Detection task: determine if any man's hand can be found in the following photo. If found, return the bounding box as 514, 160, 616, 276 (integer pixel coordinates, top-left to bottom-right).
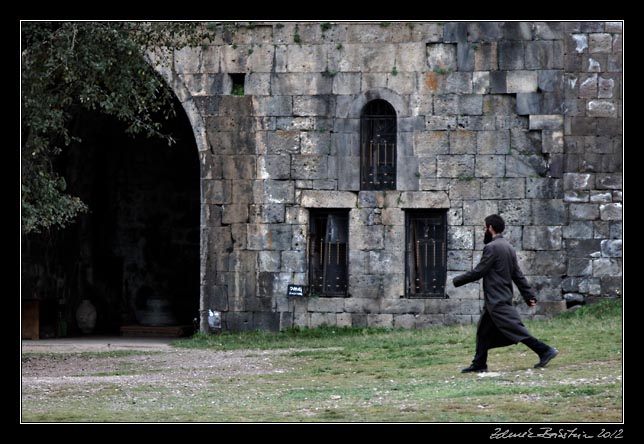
528, 298, 537, 307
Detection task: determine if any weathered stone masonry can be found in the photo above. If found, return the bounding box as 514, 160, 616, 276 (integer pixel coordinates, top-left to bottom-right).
153, 21, 623, 332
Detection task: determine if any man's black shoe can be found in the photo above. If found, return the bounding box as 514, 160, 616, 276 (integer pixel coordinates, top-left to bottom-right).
461, 364, 488, 373
534, 348, 559, 368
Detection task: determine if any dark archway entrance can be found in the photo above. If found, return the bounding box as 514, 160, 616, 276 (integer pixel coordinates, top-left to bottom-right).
22, 95, 200, 337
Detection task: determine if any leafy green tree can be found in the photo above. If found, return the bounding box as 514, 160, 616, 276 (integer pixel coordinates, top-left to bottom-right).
21, 21, 215, 234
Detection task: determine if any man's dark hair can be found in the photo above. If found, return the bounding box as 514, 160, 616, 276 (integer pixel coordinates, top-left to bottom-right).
485, 214, 505, 233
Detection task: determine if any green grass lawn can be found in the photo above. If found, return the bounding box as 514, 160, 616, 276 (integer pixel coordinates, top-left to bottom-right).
21, 299, 622, 423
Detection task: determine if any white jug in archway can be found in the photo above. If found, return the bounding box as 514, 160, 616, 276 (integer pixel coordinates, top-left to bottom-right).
76, 299, 97, 334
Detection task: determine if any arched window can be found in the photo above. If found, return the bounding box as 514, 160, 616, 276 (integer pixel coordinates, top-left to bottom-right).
360, 100, 397, 190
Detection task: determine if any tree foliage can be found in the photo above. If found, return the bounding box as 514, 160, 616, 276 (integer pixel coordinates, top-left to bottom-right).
21, 21, 216, 234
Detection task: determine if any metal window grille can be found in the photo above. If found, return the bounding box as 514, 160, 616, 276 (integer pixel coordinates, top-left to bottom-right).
360, 100, 396, 191
405, 210, 447, 298
309, 210, 349, 297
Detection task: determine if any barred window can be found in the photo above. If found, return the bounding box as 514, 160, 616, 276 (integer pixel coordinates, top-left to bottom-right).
405, 210, 448, 298
308, 209, 349, 297
360, 100, 397, 190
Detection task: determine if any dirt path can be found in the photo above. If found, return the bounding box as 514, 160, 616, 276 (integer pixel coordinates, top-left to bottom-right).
22, 337, 309, 390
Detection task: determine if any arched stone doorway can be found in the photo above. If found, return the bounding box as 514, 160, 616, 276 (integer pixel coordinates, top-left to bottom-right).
21, 93, 200, 337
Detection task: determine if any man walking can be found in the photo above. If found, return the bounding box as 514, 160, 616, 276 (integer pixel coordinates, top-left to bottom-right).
453, 214, 558, 373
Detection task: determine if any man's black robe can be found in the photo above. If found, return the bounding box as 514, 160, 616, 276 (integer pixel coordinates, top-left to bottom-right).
453, 235, 536, 346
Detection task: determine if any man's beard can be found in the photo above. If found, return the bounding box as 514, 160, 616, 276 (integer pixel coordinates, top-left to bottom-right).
484, 230, 493, 244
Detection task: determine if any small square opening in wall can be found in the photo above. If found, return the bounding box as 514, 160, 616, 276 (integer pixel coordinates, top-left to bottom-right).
230, 73, 245, 96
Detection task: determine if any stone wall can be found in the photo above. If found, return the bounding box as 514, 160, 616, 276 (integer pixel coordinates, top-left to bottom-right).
157, 21, 622, 332
562, 22, 623, 305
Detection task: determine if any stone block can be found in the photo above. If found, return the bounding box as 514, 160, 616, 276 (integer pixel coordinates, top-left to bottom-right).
569, 203, 599, 221
565, 239, 602, 258
449, 130, 477, 154
231, 180, 253, 204
529, 115, 563, 130
534, 22, 563, 39
474, 43, 498, 71
587, 100, 617, 118
517, 251, 566, 275
506, 71, 538, 93
222, 204, 249, 225
526, 178, 563, 199
589, 33, 613, 53
524, 41, 554, 69
522, 226, 562, 250
448, 226, 474, 250
345, 296, 381, 312
293, 95, 333, 117
251, 96, 292, 117
600, 239, 622, 258
202, 179, 232, 204
488, 71, 506, 94
414, 131, 449, 156
475, 155, 505, 178
358, 191, 386, 209
458, 94, 483, 115
255, 180, 295, 204
580, 60, 600, 82
448, 179, 481, 200
222, 155, 256, 180
367, 314, 393, 328
447, 250, 473, 271
252, 204, 286, 224
502, 22, 533, 40
463, 200, 498, 226
332, 72, 361, 95
257, 155, 291, 180
598, 76, 615, 99
595, 174, 622, 190
426, 43, 457, 71
387, 191, 450, 209
498, 41, 524, 69
393, 314, 416, 328
299, 190, 356, 208
436, 155, 475, 178
498, 199, 531, 224
593, 258, 622, 277
286, 44, 328, 72
472, 71, 490, 94
516, 93, 542, 115
590, 191, 612, 203
351, 224, 384, 250
600, 203, 622, 221
307, 297, 344, 313
508, 155, 548, 178
510, 129, 542, 155
563, 221, 594, 239
434, 94, 459, 115
247, 224, 292, 251
458, 116, 496, 131
258, 251, 281, 272
443, 22, 468, 43
530, 276, 564, 301
334, 154, 359, 191
542, 130, 564, 154
531, 199, 567, 225
267, 130, 301, 154
457, 43, 475, 71
290, 155, 328, 180
426, 116, 458, 130
272, 73, 333, 95
477, 130, 510, 154
563, 173, 594, 191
